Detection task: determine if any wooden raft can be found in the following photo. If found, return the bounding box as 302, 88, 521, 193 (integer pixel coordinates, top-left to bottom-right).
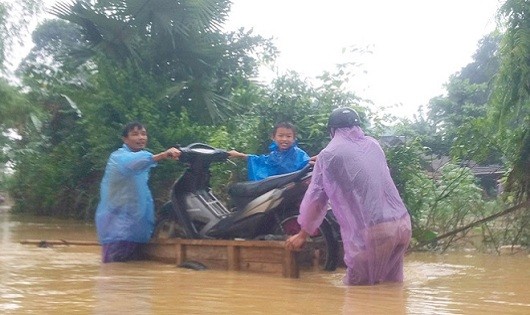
19, 238, 300, 278
140, 238, 299, 278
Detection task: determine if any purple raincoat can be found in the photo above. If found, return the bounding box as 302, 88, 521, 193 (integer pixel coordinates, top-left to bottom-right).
297, 126, 411, 285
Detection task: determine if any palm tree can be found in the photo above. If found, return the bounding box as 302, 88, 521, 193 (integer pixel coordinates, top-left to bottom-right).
49, 0, 265, 123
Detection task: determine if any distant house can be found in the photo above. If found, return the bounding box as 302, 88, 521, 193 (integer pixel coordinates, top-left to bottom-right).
379, 135, 407, 148
378, 136, 505, 197
424, 155, 505, 197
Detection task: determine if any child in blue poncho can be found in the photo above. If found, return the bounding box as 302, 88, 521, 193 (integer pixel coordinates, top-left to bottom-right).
228, 122, 310, 181
95, 122, 181, 263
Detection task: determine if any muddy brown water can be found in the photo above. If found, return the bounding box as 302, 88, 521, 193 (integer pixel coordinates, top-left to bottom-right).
1, 208, 528, 314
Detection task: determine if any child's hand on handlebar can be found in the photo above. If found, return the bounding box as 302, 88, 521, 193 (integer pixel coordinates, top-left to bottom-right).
228, 150, 247, 159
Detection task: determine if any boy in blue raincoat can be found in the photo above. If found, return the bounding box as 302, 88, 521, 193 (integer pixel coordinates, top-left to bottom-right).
95, 122, 181, 263
228, 122, 310, 181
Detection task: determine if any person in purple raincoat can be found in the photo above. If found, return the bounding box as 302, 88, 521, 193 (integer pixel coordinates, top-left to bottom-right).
95, 122, 181, 263
285, 108, 412, 285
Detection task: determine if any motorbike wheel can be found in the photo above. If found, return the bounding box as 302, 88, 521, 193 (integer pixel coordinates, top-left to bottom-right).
152, 202, 186, 239
275, 212, 339, 271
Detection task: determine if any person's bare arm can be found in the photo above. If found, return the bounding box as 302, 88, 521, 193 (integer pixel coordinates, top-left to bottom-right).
228, 150, 248, 159
153, 147, 181, 162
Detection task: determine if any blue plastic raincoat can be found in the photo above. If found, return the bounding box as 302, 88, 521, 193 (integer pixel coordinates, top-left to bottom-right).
247, 142, 310, 181
95, 144, 157, 244
297, 126, 412, 285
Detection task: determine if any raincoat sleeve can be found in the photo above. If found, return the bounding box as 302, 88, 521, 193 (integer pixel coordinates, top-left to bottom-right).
113, 149, 157, 176
294, 147, 310, 170
95, 147, 157, 244
297, 156, 330, 234
247, 154, 270, 181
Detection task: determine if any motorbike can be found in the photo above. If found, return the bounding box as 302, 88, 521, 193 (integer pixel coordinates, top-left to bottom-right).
152, 143, 339, 271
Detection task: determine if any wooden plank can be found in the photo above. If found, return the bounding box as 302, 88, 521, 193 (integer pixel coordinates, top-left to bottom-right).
141, 238, 299, 278
239, 247, 285, 263
175, 243, 185, 265
227, 245, 240, 271
284, 248, 299, 278
151, 238, 287, 248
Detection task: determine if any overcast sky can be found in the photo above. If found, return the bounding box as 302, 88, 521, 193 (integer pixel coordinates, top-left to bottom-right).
224, 0, 502, 118
33, 1, 502, 119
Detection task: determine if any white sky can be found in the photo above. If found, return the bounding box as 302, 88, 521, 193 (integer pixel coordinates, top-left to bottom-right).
224, 0, 502, 119
29, 1, 501, 119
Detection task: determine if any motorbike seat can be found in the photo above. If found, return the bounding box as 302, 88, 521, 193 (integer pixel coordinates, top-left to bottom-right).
228, 164, 312, 198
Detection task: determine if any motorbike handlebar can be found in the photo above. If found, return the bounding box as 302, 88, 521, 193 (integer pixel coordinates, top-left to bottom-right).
177, 143, 230, 164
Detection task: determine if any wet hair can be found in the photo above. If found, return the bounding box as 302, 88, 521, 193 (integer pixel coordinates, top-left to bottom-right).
122, 121, 146, 137
272, 121, 297, 137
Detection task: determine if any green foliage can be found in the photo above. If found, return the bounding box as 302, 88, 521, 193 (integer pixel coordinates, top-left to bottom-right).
16, 19, 88, 91
426, 32, 501, 157
390, 148, 492, 249
490, 0, 530, 201
474, 199, 529, 251
385, 140, 432, 225
9, 123, 96, 218
48, 0, 274, 124
451, 117, 504, 165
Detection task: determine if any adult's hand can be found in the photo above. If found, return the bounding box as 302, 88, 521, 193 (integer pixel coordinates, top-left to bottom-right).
285, 229, 310, 251
165, 147, 181, 160
154, 147, 181, 161
309, 154, 318, 165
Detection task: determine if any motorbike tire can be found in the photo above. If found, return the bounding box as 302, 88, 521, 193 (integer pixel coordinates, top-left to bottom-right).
152, 202, 187, 239
274, 212, 339, 271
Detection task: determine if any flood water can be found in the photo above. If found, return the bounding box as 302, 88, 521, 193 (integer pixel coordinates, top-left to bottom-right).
1, 207, 529, 314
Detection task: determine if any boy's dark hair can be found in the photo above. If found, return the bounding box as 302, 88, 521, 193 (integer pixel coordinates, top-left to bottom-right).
122, 121, 146, 137
272, 121, 297, 137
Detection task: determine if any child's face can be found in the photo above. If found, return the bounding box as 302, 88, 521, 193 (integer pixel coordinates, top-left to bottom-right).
123, 127, 148, 152
272, 127, 295, 151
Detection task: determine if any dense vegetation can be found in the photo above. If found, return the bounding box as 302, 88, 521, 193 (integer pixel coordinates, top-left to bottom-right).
0, 0, 528, 252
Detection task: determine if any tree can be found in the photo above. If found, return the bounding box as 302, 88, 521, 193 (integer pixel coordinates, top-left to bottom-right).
0, 0, 45, 176
426, 33, 501, 157
0, 0, 42, 75
16, 19, 90, 93
8, 0, 276, 219
49, 0, 276, 123
490, 0, 530, 201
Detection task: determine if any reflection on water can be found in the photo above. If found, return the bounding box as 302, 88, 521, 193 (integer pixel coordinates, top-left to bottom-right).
1, 209, 529, 314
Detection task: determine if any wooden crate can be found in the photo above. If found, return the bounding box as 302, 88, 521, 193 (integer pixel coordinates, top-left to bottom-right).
140, 238, 299, 278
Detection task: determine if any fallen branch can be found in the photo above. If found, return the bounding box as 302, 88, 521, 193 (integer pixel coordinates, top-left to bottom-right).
410, 199, 530, 251
20, 239, 100, 247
